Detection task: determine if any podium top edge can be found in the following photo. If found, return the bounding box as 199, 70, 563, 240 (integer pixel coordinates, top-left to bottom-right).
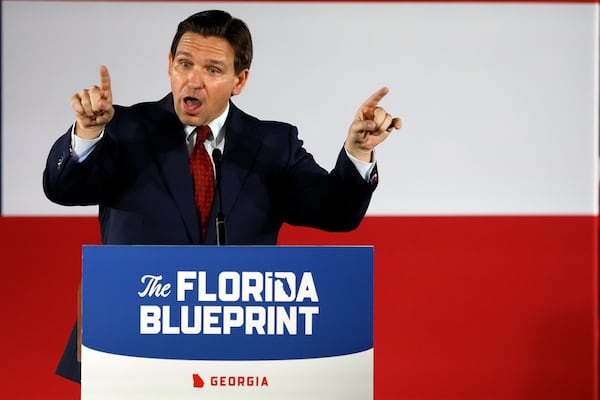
81, 245, 375, 248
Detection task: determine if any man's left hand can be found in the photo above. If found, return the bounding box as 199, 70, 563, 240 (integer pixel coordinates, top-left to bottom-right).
345, 87, 402, 162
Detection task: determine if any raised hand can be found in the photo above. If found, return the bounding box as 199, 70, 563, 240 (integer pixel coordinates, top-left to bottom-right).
345, 87, 402, 162
71, 65, 115, 139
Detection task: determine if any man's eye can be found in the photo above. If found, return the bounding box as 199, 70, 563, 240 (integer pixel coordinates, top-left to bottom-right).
179, 61, 191, 68
208, 67, 221, 74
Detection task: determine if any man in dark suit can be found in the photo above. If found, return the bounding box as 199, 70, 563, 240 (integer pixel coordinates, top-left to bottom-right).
43, 10, 401, 383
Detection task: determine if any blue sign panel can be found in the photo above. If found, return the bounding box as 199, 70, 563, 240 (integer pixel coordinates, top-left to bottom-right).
82, 246, 373, 361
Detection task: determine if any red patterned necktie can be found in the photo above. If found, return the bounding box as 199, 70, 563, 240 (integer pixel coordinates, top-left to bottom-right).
189, 126, 214, 240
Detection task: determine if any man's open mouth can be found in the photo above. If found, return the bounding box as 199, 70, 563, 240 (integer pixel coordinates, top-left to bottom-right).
183, 96, 202, 113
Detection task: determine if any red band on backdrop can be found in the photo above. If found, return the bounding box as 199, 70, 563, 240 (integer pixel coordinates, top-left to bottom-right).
0, 216, 596, 399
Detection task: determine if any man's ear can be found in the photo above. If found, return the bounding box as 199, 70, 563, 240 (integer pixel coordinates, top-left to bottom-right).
167, 53, 173, 78
231, 69, 249, 96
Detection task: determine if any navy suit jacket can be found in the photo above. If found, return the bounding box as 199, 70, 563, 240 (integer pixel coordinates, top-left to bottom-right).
43, 94, 376, 383
45, 94, 375, 246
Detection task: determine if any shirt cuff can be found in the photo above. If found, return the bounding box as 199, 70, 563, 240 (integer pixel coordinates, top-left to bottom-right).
345, 148, 376, 182
70, 123, 103, 162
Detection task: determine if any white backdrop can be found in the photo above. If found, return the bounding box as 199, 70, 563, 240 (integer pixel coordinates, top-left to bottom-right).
2, 1, 598, 216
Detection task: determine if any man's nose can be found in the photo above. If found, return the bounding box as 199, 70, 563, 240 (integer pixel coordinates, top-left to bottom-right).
187, 69, 205, 88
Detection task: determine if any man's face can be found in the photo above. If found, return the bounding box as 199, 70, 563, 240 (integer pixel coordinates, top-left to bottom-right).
168, 32, 248, 126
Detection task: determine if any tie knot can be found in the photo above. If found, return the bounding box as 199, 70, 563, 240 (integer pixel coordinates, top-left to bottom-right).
196, 126, 211, 143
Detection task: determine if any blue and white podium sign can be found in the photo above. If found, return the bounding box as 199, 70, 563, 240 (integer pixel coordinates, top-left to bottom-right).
81, 246, 373, 399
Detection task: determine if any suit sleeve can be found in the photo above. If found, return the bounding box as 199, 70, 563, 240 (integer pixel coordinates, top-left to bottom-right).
283, 127, 376, 232
43, 127, 117, 207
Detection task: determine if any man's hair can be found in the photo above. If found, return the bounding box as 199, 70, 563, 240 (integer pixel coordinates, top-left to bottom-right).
170, 10, 253, 74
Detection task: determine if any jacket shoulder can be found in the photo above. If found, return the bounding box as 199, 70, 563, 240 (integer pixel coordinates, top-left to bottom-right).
229, 102, 296, 134
113, 94, 174, 116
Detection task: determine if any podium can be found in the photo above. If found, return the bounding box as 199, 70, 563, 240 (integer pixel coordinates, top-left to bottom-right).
81, 245, 374, 399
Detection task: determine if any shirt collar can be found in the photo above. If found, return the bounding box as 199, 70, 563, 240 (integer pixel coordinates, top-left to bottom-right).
184, 102, 229, 146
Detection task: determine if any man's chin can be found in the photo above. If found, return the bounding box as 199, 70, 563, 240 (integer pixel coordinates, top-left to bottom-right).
177, 113, 206, 127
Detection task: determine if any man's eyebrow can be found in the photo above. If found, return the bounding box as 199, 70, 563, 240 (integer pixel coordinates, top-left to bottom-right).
174, 51, 193, 59
207, 59, 227, 67
174, 52, 227, 67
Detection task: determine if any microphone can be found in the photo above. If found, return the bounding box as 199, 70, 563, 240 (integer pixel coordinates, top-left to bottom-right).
212, 148, 227, 245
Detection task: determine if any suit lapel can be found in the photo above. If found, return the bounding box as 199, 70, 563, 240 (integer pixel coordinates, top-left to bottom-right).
144, 98, 262, 245
223, 103, 263, 215
146, 94, 201, 244
204, 103, 263, 243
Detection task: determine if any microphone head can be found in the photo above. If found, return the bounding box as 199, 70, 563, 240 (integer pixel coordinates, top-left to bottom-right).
212, 148, 222, 162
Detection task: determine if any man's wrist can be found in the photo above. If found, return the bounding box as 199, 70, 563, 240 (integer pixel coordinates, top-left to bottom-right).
344, 142, 373, 163
74, 121, 104, 140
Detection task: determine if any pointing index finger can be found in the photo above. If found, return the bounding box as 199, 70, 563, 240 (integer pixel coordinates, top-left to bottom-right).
362, 87, 389, 111
99, 65, 111, 92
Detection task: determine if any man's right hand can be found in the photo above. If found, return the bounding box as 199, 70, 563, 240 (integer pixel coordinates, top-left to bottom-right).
71, 65, 114, 139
